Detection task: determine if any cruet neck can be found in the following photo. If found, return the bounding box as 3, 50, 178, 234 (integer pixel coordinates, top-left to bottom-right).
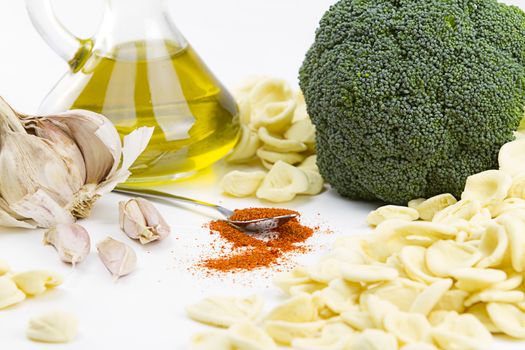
95, 0, 186, 55
105, 0, 167, 15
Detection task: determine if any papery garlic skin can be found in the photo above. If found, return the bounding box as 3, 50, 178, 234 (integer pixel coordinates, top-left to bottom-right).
44, 223, 91, 265
119, 198, 171, 244
27, 311, 78, 343
0, 97, 154, 228
97, 237, 137, 279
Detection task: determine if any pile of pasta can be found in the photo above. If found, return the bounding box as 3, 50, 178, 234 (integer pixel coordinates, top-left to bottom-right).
187, 137, 525, 350
221, 77, 324, 202
0, 260, 62, 309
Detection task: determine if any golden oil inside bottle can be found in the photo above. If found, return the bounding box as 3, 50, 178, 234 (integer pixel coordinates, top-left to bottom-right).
69, 40, 239, 185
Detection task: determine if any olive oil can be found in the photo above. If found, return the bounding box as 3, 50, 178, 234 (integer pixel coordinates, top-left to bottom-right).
66, 40, 239, 184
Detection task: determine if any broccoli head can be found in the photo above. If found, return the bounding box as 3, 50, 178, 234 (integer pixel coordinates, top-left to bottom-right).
299, 0, 525, 204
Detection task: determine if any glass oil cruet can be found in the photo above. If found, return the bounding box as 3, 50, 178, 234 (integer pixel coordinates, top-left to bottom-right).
25, 0, 240, 185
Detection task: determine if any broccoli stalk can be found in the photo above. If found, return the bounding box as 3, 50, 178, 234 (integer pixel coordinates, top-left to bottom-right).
300, 0, 525, 204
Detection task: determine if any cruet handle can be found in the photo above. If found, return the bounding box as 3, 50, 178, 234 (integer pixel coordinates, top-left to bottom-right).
25, 0, 93, 71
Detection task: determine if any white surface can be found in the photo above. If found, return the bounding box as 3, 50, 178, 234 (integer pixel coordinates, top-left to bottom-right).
0, 0, 525, 349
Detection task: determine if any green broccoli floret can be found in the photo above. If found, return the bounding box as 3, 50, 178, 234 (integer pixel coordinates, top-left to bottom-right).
299, 0, 525, 204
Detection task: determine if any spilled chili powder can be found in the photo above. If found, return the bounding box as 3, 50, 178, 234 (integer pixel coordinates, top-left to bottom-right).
200, 208, 315, 272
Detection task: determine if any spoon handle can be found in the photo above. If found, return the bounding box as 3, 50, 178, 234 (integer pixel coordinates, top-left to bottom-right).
113, 187, 234, 218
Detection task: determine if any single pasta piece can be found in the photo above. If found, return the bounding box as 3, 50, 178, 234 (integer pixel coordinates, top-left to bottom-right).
185, 295, 264, 328
26, 311, 78, 343
11, 271, 62, 296
415, 193, 457, 221
256, 161, 309, 202
258, 127, 307, 153
256, 147, 305, 165
366, 205, 419, 226
220, 170, 266, 198
227, 125, 261, 163
0, 276, 25, 309
499, 138, 525, 176
461, 170, 512, 206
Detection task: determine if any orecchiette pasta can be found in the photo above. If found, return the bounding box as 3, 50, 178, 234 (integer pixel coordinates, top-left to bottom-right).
461, 170, 512, 206
425, 240, 482, 277
0, 276, 25, 309
409, 279, 453, 316
220, 170, 266, 198
499, 138, 525, 176
223, 77, 321, 203
264, 320, 325, 345
254, 100, 296, 133
256, 147, 305, 165
256, 161, 309, 202
366, 205, 419, 227
258, 127, 307, 153
383, 311, 432, 344
415, 194, 457, 221
11, 270, 62, 296
487, 303, 525, 338
284, 119, 316, 147
186, 295, 264, 328
226, 125, 261, 163
190, 135, 525, 349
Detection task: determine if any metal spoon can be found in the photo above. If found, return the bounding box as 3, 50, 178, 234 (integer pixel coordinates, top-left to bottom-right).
113, 187, 298, 233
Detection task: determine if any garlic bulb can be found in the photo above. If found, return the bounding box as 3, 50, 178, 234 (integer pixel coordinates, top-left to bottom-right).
0, 97, 153, 228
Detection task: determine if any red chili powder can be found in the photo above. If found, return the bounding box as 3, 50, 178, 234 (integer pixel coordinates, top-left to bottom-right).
199, 208, 315, 272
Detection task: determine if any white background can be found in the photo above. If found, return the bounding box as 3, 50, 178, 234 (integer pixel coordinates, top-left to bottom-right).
0, 0, 524, 349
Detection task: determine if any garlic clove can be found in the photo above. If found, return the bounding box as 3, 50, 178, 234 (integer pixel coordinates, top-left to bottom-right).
0, 276, 26, 309
27, 311, 78, 343
46, 110, 122, 184
119, 200, 147, 238
135, 198, 170, 239
119, 198, 171, 244
11, 189, 75, 228
97, 237, 137, 279
12, 271, 63, 296
0, 204, 35, 228
0, 132, 77, 213
25, 118, 86, 186
44, 223, 91, 265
